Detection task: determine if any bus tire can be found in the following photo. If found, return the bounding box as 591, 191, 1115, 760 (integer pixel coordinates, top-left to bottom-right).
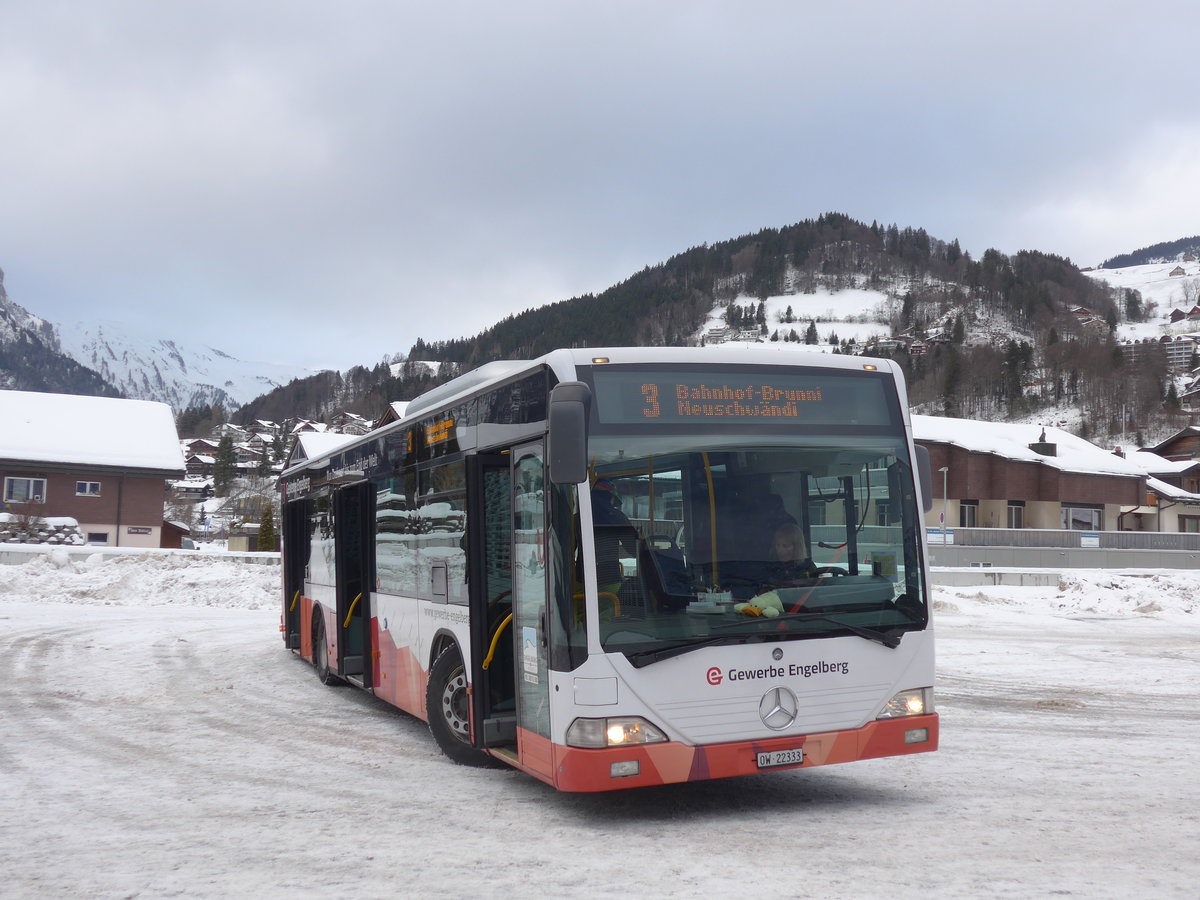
426, 647, 491, 767
313, 615, 342, 686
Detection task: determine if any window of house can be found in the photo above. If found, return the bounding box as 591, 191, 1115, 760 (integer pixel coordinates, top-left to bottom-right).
959, 499, 978, 528
1061, 504, 1102, 530
1007, 501, 1025, 529
86, 532, 109, 544
1180, 516, 1200, 534
76, 481, 102, 497
4, 476, 47, 504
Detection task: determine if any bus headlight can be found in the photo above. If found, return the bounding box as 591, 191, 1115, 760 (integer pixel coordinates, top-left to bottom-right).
566, 716, 669, 748
876, 688, 934, 719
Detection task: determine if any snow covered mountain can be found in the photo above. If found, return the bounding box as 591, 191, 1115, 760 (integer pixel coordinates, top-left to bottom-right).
1, 269, 120, 397
53, 318, 317, 412
1, 267, 316, 410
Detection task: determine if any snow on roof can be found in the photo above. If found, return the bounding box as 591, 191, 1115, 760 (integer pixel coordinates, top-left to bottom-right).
290, 432, 357, 465
1145, 475, 1200, 503
0, 390, 185, 473
1124, 449, 1197, 475
911, 415, 1146, 479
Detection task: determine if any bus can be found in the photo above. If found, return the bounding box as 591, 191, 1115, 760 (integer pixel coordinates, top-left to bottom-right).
279, 346, 938, 792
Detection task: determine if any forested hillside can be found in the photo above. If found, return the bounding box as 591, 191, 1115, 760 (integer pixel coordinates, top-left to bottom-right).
1102, 236, 1200, 269
235, 213, 1179, 443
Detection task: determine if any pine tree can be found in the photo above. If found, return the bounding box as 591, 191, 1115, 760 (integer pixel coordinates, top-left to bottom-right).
805, 320, 819, 344
258, 499, 277, 551
213, 435, 237, 497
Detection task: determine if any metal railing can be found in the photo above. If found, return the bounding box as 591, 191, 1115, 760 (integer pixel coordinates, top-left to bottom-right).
941, 527, 1200, 552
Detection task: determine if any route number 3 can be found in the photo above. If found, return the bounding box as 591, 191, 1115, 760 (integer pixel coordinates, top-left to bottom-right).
641, 383, 660, 418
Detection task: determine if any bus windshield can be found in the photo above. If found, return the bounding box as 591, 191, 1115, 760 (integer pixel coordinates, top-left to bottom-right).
583, 432, 928, 659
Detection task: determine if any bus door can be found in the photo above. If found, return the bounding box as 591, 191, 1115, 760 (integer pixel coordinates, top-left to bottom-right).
511, 443, 553, 777
281, 498, 310, 650
333, 481, 374, 687
468, 453, 516, 748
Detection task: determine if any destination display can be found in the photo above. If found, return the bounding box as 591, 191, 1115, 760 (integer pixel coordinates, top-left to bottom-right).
589, 367, 895, 426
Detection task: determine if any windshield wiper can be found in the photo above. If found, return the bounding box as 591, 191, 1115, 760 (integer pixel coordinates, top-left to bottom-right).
715, 612, 903, 649
621, 635, 750, 668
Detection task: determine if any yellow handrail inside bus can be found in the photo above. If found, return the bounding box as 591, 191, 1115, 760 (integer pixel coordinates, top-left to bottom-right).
572, 590, 621, 622
343, 592, 362, 629
482, 612, 513, 671
289, 590, 300, 612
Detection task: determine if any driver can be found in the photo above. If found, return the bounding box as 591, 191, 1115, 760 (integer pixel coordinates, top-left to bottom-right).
765, 522, 818, 586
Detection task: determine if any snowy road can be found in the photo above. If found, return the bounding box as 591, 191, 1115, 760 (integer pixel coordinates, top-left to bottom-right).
1, 556, 1198, 898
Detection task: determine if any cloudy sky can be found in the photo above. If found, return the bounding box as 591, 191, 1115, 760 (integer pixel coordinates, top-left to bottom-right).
2, 0, 1198, 372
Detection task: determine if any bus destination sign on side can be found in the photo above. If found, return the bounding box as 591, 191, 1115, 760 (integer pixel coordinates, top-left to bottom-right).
590, 368, 893, 427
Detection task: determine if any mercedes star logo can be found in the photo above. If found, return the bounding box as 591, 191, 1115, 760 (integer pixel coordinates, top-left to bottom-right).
759, 686, 799, 730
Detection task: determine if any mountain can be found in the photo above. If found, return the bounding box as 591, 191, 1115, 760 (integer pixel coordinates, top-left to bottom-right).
1101, 236, 1200, 269
0, 268, 122, 398
53, 318, 319, 413
0, 266, 318, 411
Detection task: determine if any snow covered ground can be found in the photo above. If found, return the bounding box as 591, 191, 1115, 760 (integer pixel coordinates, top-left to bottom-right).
2, 552, 1198, 898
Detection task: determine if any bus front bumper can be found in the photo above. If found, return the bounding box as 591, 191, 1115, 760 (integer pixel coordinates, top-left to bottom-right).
537, 713, 939, 793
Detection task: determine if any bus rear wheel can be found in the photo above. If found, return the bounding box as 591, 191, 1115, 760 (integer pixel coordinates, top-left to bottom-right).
426, 647, 491, 767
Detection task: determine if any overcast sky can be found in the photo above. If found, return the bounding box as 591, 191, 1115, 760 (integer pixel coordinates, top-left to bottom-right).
3, 1, 1199, 372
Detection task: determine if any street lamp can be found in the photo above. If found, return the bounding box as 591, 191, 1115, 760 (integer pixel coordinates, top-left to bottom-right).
938, 466, 949, 542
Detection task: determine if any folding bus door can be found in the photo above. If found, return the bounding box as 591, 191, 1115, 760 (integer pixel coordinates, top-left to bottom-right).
468, 453, 516, 748
281, 498, 311, 650
333, 481, 374, 688
511, 442, 552, 778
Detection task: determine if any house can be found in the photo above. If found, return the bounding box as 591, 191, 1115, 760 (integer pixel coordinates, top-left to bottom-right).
213, 422, 249, 441
0, 390, 185, 547
374, 401, 409, 429
283, 432, 359, 470
1118, 449, 1200, 532
1146, 425, 1200, 462
1170, 266, 1186, 277
185, 453, 215, 477
185, 438, 219, 456
331, 411, 372, 435
914, 416, 1145, 532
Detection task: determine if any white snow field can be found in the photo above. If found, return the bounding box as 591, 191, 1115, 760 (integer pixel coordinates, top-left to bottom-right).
1, 552, 1198, 898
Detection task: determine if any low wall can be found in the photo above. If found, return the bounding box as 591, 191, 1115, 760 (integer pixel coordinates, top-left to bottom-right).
930, 567, 1061, 587
928, 544, 1200, 570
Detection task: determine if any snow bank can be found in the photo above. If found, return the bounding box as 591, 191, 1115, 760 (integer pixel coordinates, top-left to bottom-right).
934, 569, 1199, 620
3, 551, 1197, 624
0, 551, 279, 610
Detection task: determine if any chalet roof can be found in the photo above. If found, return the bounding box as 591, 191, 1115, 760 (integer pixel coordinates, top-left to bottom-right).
1144, 426, 1200, 461
1123, 449, 1199, 476
283, 432, 358, 470
1146, 475, 1200, 504
0, 390, 185, 474
912, 415, 1145, 479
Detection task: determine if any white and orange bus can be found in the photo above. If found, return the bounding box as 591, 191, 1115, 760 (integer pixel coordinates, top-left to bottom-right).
279, 346, 937, 791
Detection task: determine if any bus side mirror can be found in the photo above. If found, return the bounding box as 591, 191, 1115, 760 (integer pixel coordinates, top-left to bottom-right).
915, 445, 933, 512
548, 381, 591, 484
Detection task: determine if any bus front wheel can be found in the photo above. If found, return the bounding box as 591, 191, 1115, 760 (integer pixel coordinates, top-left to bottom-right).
313, 616, 342, 686
426, 647, 490, 767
